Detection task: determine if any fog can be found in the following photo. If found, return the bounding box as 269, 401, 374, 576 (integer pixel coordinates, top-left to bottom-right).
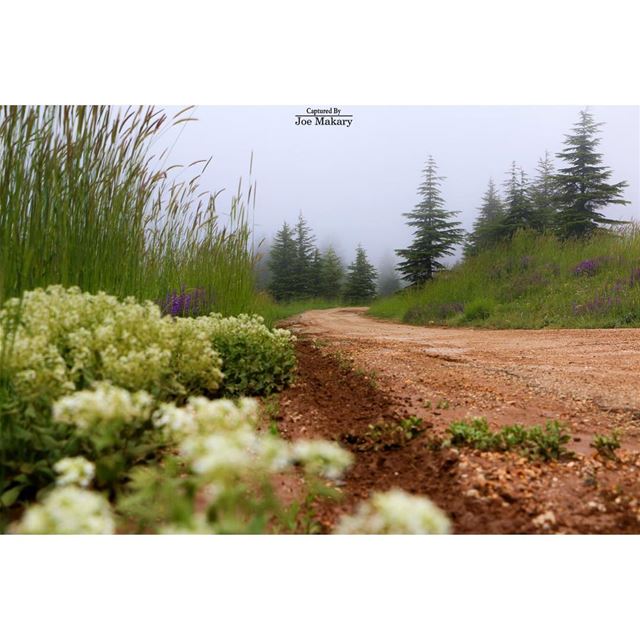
163, 106, 639, 267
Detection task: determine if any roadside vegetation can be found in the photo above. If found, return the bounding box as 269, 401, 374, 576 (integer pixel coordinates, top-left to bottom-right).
370, 109, 637, 329
0, 105, 257, 317
0, 105, 446, 535
369, 227, 640, 328
443, 418, 572, 461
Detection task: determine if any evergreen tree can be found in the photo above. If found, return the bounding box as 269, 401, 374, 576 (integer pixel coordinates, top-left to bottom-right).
528, 151, 558, 232
555, 109, 629, 238
318, 246, 344, 298
267, 222, 297, 301
291, 212, 316, 298
464, 178, 505, 257
497, 162, 535, 238
396, 156, 464, 285
344, 246, 378, 304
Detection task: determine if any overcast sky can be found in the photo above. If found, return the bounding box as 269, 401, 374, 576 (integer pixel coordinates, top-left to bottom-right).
163, 106, 639, 267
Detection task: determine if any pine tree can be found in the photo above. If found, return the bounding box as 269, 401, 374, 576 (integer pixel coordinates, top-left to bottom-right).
528, 151, 558, 232
344, 246, 378, 304
464, 178, 505, 257
555, 109, 629, 238
318, 246, 344, 299
396, 156, 464, 285
267, 222, 297, 301
497, 162, 535, 239
291, 212, 316, 298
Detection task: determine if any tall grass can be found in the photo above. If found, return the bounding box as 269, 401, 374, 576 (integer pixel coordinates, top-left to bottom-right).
369, 227, 640, 328
0, 105, 256, 316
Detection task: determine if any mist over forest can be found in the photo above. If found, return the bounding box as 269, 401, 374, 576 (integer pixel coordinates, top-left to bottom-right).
163, 105, 639, 275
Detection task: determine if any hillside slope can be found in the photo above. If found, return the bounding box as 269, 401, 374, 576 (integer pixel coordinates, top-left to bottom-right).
369, 229, 640, 329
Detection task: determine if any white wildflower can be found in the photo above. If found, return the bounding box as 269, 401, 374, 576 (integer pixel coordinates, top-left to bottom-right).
152, 403, 198, 437
54, 456, 95, 488
0, 286, 224, 402
255, 436, 292, 473
187, 396, 259, 433
179, 429, 257, 476
15, 486, 114, 535
52, 382, 153, 430
334, 489, 451, 535
291, 440, 353, 479
160, 513, 214, 535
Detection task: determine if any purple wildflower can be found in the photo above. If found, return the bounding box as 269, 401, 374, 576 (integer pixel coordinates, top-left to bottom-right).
159, 286, 209, 317
573, 259, 599, 277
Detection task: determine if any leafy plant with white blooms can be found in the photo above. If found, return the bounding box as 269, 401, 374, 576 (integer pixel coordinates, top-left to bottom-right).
119, 396, 353, 534
53, 457, 95, 488
334, 489, 451, 535
14, 456, 113, 535
0, 286, 296, 514
201, 314, 297, 396
14, 486, 115, 535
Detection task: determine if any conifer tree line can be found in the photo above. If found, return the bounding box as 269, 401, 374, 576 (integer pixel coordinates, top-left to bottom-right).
266, 213, 378, 303
397, 109, 630, 287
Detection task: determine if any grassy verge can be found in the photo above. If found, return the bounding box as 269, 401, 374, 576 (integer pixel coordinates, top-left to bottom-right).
369, 227, 640, 328
251, 295, 345, 326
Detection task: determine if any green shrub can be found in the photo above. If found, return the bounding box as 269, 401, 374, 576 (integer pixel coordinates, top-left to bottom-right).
462, 299, 494, 322
203, 314, 297, 396
362, 416, 425, 450
14, 395, 353, 534
0, 382, 167, 511
0, 286, 224, 402
0, 287, 296, 517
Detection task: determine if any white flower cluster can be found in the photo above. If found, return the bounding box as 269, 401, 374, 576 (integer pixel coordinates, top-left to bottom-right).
54, 456, 95, 487
160, 513, 214, 535
198, 313, 296, 395
53, 382, 153, 430
0, 286, 223, 401
14, 486, 114, 534
334, 489, 451, 535
154, 396, 352, 482
291, 440, 354, 479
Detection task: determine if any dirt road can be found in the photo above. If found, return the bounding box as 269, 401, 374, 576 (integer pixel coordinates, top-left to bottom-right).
275, 308, 640, 533
290, 307, 640, 448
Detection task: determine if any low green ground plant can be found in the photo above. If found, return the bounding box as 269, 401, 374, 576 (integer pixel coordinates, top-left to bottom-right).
444, 417, 572, 461
343, 415, 425, 451
591, 431, 621, 460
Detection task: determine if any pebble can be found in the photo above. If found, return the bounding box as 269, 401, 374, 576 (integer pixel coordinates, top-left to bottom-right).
532, 510, 556, 529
